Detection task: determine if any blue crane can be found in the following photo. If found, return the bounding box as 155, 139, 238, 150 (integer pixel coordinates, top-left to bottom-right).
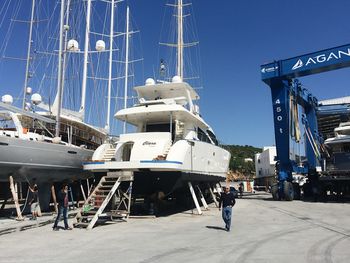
261, 43, 350, 200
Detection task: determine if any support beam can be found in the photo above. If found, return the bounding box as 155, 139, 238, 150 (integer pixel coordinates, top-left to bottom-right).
51, 185, 58, 214
80, 181, 87, 202
196, 185, 208, 210
126, 181, 133, 217
9, 176, 23, 220
208, 183, 218, 207
188, 182, 202, 215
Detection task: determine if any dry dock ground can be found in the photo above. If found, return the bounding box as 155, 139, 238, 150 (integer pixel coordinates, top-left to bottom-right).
1, 193, 349, 263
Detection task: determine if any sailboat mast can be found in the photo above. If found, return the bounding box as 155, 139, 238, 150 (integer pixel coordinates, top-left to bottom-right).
22, 0, 36, 109
80, 0, 92, 117
60, 0, 71, 110
123, 6, 130, 134
177, 0, 183, 80
55, 0, 66, 137
106, 0, 115, 133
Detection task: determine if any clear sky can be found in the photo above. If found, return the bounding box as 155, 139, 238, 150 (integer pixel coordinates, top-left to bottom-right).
127, 0, 350, 148
2, 0, 350, 148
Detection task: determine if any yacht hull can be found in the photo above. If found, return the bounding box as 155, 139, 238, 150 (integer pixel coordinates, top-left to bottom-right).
0, 136, 93, 183
84, 138, 229, 195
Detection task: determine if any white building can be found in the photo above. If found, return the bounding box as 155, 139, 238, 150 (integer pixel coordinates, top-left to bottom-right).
254, 146, 276, 186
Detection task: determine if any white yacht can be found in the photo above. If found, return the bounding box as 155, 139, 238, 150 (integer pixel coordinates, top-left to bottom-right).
84, 0, 230, 197
325, 122, 350, 172
84, 76, 230, 195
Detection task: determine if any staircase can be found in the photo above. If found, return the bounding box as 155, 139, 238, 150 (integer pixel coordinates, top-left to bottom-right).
102, 146, 116, 161
74, 171, 133, 230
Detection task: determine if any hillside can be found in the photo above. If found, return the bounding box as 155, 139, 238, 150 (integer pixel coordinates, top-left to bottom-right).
222, 144, 262, 178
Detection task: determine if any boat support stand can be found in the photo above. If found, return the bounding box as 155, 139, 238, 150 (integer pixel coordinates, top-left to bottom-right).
9, 176, 24, 221
187, 182, 202, 215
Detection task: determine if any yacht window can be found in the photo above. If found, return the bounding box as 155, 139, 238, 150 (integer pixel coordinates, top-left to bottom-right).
146, 123, 172, 133
198, 128, 211, 143
175, 121, 185, 141
207, 130, 218, 146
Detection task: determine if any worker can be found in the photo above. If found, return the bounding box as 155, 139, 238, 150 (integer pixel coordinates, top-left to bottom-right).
218, 186, 236, 232
29, 184, 39, 220
52, 184, 72, 231
238, 183, 243, 198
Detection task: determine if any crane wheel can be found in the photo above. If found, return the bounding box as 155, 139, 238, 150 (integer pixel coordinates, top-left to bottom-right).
283, 181, 294, 201
271, 184, 279, 200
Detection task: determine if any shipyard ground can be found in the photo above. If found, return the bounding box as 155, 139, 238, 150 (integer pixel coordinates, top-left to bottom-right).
0, 192, 349, 263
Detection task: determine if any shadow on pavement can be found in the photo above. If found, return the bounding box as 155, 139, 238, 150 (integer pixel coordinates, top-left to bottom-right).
205, 225, 227, 231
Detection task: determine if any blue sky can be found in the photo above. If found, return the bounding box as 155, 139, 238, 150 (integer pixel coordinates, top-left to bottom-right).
127, 0, 350, 147
2, 0, 350, 148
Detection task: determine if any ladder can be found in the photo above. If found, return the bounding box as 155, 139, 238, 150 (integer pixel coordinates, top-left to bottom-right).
74, 171, 133, 230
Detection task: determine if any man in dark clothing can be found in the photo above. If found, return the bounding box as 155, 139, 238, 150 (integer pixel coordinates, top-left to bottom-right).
219, 186, 236, 232
29, 184, 39, 220
53, 184, 72, 230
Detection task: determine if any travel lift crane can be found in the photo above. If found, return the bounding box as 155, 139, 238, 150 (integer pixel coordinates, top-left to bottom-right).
261, 43, 350, 201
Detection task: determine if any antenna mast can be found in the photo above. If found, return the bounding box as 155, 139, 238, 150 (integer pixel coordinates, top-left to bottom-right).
123, 6, 130, 134
106, 0, 115, 133
55, 0, 66, 137
177, 0, 183, 79
22, 0, 36, 109
79, 0, 92, 117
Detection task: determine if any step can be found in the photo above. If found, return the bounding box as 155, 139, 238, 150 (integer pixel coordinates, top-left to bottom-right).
82, 210, 98, 216
93, 194, 109, 198
99, 186, 113, 190
74, 222, 90, 228
105, 149, 115, 153
100, 183, 115, 186
103, 153, 114, 157
95, 189, 113, 193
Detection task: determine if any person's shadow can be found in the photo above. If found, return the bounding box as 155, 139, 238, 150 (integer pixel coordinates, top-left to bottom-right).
205, 226, 227, 231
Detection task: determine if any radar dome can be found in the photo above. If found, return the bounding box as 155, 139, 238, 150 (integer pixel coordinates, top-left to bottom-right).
95, 40, 106, 51
31, 93, 42, 105
26, 87, 32, 95
1, 94, 13, 105
172, 75, 182, 83
67, 39, 79, 51
145, 78, 155, 86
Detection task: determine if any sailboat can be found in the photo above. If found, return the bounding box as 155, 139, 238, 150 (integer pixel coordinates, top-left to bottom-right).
0, 0, 123, 186
84, 0, 230, 203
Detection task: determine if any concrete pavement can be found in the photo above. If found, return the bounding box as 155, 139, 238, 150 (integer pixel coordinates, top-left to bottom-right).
0, 193, 349, 263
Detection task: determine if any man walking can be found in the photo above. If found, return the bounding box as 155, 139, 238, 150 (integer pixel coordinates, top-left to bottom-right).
53, 184, 72, 230
219, 186, 236, 231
